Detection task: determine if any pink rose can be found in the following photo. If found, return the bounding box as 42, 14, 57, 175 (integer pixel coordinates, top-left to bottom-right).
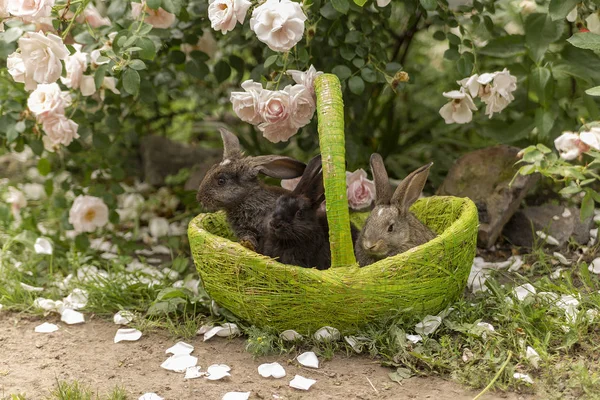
68, 195, 109, 233
230, 80, 264, 125
131, 1, 176, 29
27, 82, 72, 119
257, 88, 298, 143
208, 0, 251, 34
7, 0, 54, 21
83, 4, 111, 27
41, 114, 79, 151
18, 31, 70, 90
7, 52, 25, 83
286, 84, 315, 129
60, 44, 88, 90
346, 169, 375, 210
286, 65, 323, 96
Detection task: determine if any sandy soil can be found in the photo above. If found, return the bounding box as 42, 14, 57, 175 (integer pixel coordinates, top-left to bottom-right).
0, 313, 532, 400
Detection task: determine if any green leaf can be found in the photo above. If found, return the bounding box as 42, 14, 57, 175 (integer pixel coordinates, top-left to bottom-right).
94, 64, 109, 91
214, 61, 231, 83
122, 69, 140, 95
419, 0, 437, 11
525, 13, 564, 63
320, 2, 341, 19
345, 31, 362, 44
348, 76, 365, 95
581, 191, 595, 222
433, 31, 446, 41
361, 67, 377, 83
38, 158, 51, 176
129, 59, 146, 70
549, 0, 578, 21
443, 48, 460, 61
586, 86, 600, 96
447, 33, 461, 45
44, 179, 54, 197
456, 56, 473, 76
332, 65, 352, 80
567, 33, 600, 52
535, 108, 556, 141
353, 0, 367, 5
93, 133, 111, 149
146, 0, 161, 9
169, 50, 186, 64
264, 55, 278, 69
136, 37, 156, 60
331, 0, 349, 14
161, 0, 182, 14
185, 59, 209, 79
1, 27, 23, 43
479, 35, 526, 58
528, 67, 553, 107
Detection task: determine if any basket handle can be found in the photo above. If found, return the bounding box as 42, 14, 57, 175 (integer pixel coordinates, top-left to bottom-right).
315, 74, 357, 268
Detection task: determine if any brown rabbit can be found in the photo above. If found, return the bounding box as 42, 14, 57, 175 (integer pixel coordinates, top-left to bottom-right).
355, 154, 436, 267
196, 128, 306, 250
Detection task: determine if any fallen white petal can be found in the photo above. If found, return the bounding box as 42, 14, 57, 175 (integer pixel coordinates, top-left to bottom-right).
536, 231, 559, 246
513, 283, 536, 301
63, 288, 88, 310
280, 329, 303, 341
557, 294, 580, 309
526, 346, 540, 368
114, 310, 135, 325
513, 372, 534, 384
289, 375, 316, 391
166, 341, 194, 355
34, 238, 53, 255
33, 298, 61, 312
297, 352, 319, 369
204, 323, 240, 341
343, 335, 370, 353
20, 283, 44, 292
313, 326, 340, 341
562, 208, 572, 218
139, 394, 163, 400
550, 268, 564, 280
61, 309, 85, 325
476, 322, 495, 332
406, 334, 423, 343
507, 256, 524, 272
35, 322, 59, 333
553, 252, 570, 265
161, 354, 198, 373
222, 392, 250, 400
184, 366, 205, 379
589, 258, 600, 274
114, 328, 142, 343
462, 348, 474, 362
586, 309, 598, 322
258, 362, 286, 378
415, 315, 442, 335
206, 364, 231, 380
152, 245, 170, 254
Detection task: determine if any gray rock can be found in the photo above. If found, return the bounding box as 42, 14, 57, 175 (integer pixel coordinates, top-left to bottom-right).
140, 135, 221, 187
437, 145, 538, 248
502, 204, 593, 248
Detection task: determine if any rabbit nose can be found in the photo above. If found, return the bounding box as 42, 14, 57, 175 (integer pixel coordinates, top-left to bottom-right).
363, 240, 375, 250
270, 220, 281, 229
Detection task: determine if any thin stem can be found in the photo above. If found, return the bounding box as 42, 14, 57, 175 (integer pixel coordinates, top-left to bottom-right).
472, 351, 512, 400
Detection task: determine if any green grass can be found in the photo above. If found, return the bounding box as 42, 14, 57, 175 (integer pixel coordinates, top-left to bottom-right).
45, 380, 128, 400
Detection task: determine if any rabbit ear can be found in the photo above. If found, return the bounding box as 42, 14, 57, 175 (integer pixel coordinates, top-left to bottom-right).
250, 155, 306, 179
292, 155, 322, 195
391, 162, 433, 214
219, 128, 242, 160
370, 153, 392, 205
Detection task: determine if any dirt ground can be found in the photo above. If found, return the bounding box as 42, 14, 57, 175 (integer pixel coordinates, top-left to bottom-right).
0, 313, 533, 400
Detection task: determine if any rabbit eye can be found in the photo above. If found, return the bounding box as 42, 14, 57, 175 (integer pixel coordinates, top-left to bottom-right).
217, 177, 226, 186
295, 210, 303, 218
388, 224, 394, 232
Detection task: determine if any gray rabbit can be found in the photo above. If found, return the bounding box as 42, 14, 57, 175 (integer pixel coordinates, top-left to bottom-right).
355, 153, 436, 267
196, 128, 306, 251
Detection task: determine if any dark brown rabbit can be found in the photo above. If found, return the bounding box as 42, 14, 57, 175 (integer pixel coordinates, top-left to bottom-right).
261, 155, 331, 269
355, 154, 436, 267
196, 128, 306, 250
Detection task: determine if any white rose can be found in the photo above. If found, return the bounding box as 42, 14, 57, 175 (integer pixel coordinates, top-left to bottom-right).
554, 132, 589, 161
586, 13, 600, 35
41, 114, 79, 148
83, 4, 111, 27
98, 77, 120, 100
250, 0, 307, 52
7, 0, 54, 20
286, 65, 323, 96
0, 0, 9, 19
7, 52, 25, 83
480, 68, 517, 118
149, 217, 170, 237
18, 31, 70, 90
80, 75, 96, 96
117, 193, 145, 220
131, 1, 176, 29
457, 74, 480, 98
22, 183, 46, 200
208, 0, 251, 34
68, 195, 109, 233
91, 32, 118, 66
230, 79, 264, 125
60, 44, 88, 90
286, 84, 315, 129
376, 0, 391, 7
257, 89, 298, 143
580, 127, 600, 151
439, 90, 477, 124
346, 169, 376, 210
5, 186, 27, 210
519, 0, 536, 15
27, 83, 72, 119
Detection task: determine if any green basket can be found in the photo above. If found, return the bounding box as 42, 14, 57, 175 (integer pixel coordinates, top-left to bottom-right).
188, 74, 479, 334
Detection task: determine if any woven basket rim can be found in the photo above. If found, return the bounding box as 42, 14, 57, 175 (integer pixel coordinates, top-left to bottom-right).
188, 195, 477, 273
